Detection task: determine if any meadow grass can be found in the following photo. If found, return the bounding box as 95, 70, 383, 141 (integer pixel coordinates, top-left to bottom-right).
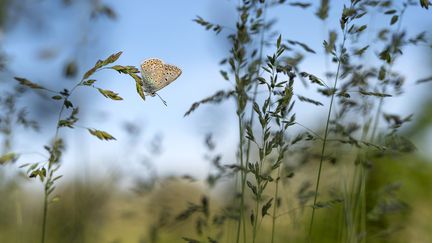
1, 0, 432, 243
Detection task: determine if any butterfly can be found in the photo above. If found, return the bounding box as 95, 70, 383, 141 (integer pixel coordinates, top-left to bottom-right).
140, 58, 182, 105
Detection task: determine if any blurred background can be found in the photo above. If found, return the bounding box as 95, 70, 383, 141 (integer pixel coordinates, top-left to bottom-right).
0, 0, 431, 242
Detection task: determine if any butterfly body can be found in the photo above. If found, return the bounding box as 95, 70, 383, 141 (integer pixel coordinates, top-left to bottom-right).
140, 58, 182, 96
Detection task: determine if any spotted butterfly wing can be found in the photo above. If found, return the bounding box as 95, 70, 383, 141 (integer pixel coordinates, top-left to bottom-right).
140, 58, 164, 95
158, 64, 182, 91
140, 58, 182, 96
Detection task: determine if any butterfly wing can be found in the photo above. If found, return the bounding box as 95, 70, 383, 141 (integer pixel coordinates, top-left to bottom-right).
140, 58, 164, 94
151, 64, 182, 92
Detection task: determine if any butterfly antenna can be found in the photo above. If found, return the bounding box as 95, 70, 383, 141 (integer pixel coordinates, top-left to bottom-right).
155, 93, 167, 106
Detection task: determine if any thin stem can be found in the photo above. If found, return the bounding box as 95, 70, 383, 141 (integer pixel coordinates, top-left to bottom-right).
308, 23, 348, 240
252, 190, 260, 243
294, 122, 323, 140
237, 3, 267, 243
369, 3, 406, 143
40, 79, 83, 243
253, 68, 274, 243
271, 165, 281, 243
360, 166, 367, 241
40, 185, 48, 243
236, 116, 246, 243
369, 97, 383, 142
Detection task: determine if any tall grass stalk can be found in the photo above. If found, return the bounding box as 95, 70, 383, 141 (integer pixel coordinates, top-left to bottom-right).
250, 41, 287, 242
40, 79, 82, 243
236, 114, 246, 243
348, 5, 409, 242
270, 165, 281, 243
11, 52, 136, 243
236, 3, 268, 243
308, 13, 349, 240
234, 0, 245, 240
369, 3, 406, 144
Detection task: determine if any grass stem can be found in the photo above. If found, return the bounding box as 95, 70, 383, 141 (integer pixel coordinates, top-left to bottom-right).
308, 24, 348, 241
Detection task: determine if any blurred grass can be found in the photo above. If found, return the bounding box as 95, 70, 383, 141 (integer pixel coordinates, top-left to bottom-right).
1, 151, 431, 243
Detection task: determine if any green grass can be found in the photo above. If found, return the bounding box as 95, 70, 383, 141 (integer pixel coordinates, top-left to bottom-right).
1, 1, 432, 243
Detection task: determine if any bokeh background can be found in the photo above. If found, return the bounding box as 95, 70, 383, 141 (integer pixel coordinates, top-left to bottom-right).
1, 0, 432, 242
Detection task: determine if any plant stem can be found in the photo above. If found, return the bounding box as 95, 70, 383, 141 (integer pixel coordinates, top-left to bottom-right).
236, 115, 246, 243
236, 3, 267, 242
271, 166, 281, 243
253, 66, 274, 243
370, 4, 405, 143
252, 193, 260, 243
40, 184, 48, 243
308, 24, 348, 240
40, 80, 82, 243
369, 97, 383, 142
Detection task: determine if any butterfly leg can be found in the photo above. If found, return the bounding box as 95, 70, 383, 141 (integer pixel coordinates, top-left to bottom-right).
155, 93, 167, 106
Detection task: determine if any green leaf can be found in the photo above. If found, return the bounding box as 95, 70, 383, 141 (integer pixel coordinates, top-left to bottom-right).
246, 180, 258, 196
289, 2, 312, 8
88, 129, 116, 141
261, 198, 273, 217
82, 79, 97, 86
64, 100, 73, 109
14, 77, 45, 90
83, 67, 97, 80
135, 82, 146, 101
97, 88, 123, 100
184, 90, 234, 117
277, 35, 282, 49
390, 15, 399, 25
324, 31, 337, 54
379, 49, 391, 64
58, 120, 73, 128
245, 125, 255, 142
297, 95, 324, 106
316, 0, 329, 20
29, 167, 46, 181
287, 40, 316, 54
58, 108, 78, 128
83, 51, 123, 79
110, 65, 140, 74
193, 16, 223, 34
129, 73, 142, 84
0, 153, 18, 165
416, 76, 432, 84
354, 45, 369, 56
356, 25, 367, 33
378, 66, 386, 80
51, 95, 63, 100
359, 89, 392, 97
64, 60, 78, 78
27, 163, 39, 174
299, 72, 325, 86
420, 0, 429, 9
219, 70, 229, 81
18, 163, 30, 168
100, 51, 123, 67
384, 9, 397, 15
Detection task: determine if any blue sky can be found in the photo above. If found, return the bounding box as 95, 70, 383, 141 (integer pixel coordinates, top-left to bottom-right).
2, 0, 432, 180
